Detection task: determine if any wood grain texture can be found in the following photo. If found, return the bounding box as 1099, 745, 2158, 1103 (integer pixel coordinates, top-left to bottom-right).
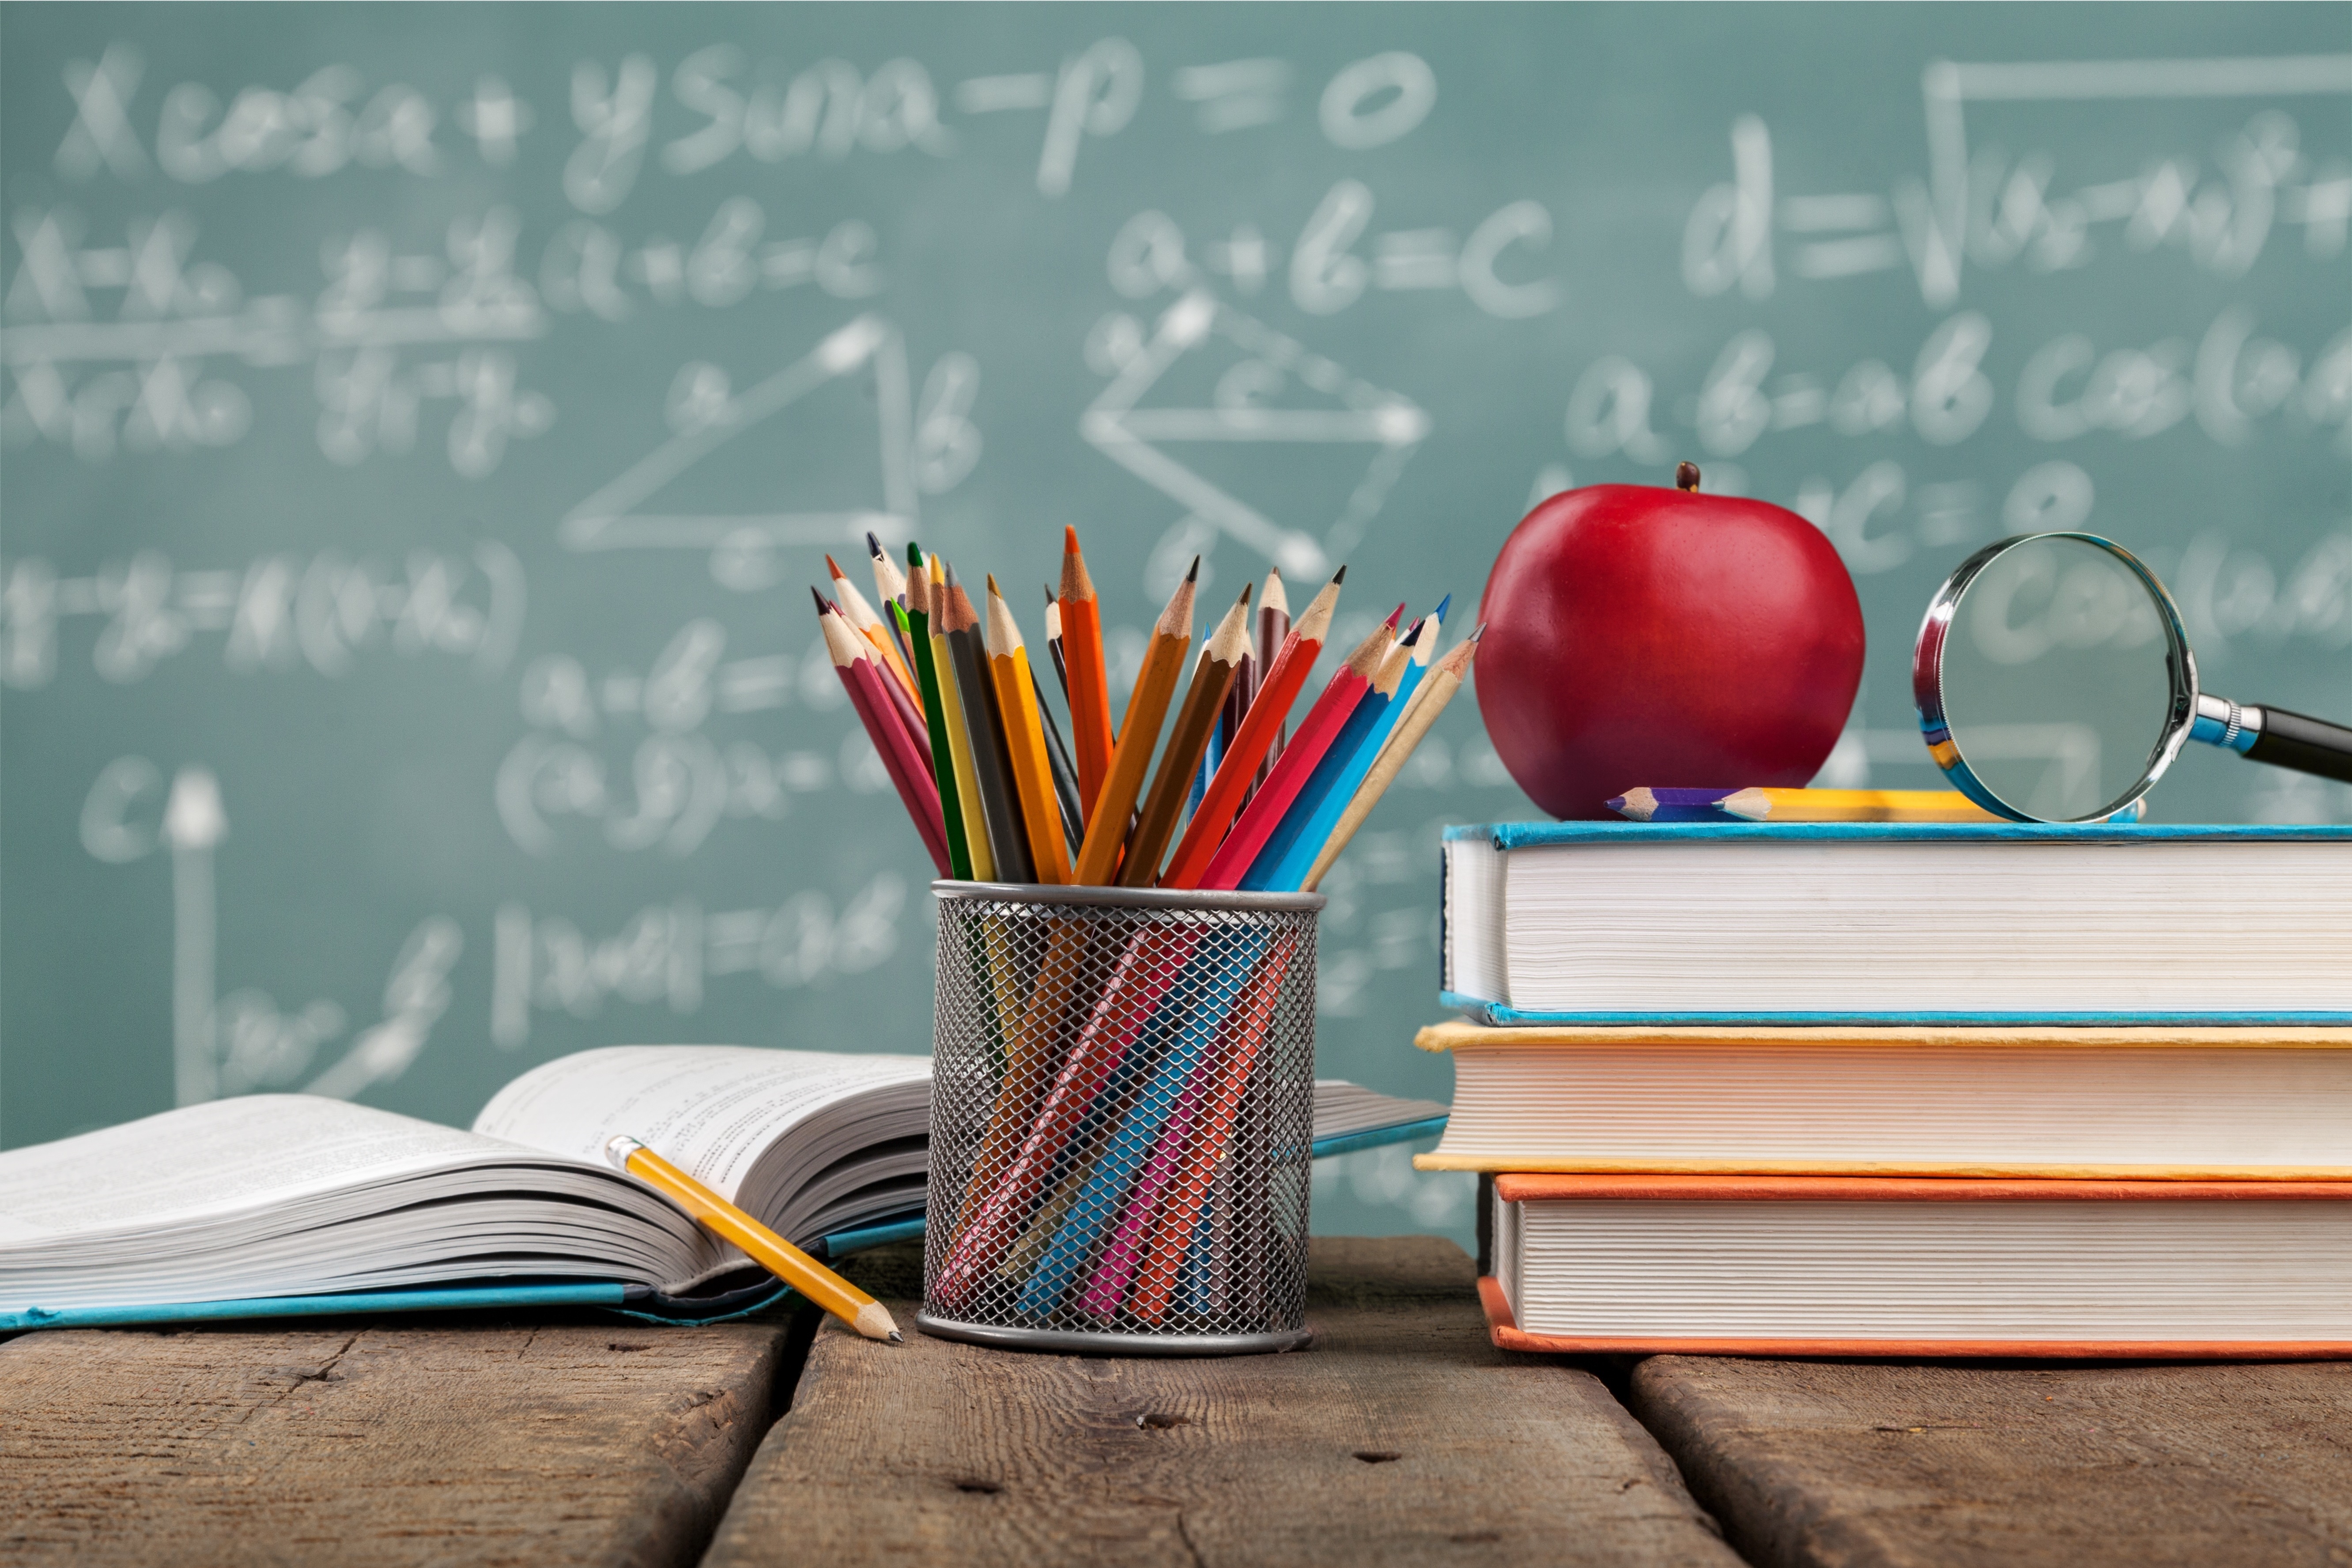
704, 1236, 1741, 1568
1631, 1355, 2352, 1568
0, 1314, 801, 1568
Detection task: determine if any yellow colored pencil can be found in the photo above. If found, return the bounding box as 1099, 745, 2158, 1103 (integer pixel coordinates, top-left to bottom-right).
603, 1135, 901, 1343
984, 575, 1073, 884
1719, 787, 1999, 823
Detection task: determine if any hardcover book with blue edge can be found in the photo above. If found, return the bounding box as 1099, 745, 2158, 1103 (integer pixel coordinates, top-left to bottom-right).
1439, 820, 2352, 1027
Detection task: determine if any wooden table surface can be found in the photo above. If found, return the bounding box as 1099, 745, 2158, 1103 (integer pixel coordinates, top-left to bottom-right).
5, 1236, 2348, 1567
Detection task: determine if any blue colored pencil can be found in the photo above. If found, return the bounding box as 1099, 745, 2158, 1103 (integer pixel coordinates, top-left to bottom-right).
1604, 786, 1743, 822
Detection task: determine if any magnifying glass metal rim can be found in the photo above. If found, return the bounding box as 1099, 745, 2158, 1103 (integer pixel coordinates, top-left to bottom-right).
1912, 530, 2199, 824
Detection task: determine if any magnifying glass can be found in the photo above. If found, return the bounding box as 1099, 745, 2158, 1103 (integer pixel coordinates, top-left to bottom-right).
1913, 532, 2352, 823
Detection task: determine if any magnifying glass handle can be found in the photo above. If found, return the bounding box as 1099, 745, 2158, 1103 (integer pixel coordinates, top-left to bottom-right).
2245, 705, 2352, 786
2200, 695, 2352, 785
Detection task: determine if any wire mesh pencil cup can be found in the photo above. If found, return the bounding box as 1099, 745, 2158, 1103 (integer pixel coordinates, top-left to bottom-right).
920, 881, 1322, 1356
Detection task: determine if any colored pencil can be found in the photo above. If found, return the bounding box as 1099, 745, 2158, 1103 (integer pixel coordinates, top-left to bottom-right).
1058, 527, 1116, 820
897, 560, 971, 878
1300, 630, 1481, 892
1125, 931, 1299, 1323
1604, 786, 2002, 824
929, 590, 995, 883
1718, 786, 2001, 823
1244, 619, 1422, 891
1193, 612, 1390, 891
1253, 597, 1448, 892
867, 531, 916, 674
1118, 586, 1253, 888
1032, 662, 1086, 855
940, 571, 1033, 882
604, 1135, 900, 1342
931, 924, 1197, 1306
818, 599, 948, 874
827, 554, 919, 700
985, 576, 1072, 884
1043, 587, 1070, 701
1072, 561, 1198, 886
1156, 568, 1343, 891
872, 601, 937, 769
1253, 568, 1291, 783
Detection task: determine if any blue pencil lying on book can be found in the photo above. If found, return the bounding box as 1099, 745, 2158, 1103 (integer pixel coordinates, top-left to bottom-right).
1605, 786, 1744, 822
1607, 786, 2003, 823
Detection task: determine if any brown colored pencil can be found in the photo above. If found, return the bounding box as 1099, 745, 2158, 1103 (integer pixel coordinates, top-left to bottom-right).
1120, 586, 1252, 887
1071, 560, 1197, 886
1058, 527, 1115, 820
985, 576, 1072, 884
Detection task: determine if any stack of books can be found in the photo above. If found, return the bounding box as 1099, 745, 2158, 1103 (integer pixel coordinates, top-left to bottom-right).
1423, 820, 2352, 1357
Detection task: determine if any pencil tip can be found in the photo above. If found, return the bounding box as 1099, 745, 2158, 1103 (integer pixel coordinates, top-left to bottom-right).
1044, 583, 1057, 604
1064, 523, 1080, 552
1384, 604, 1405, 630
887, 1330, 905, 1344
906, 540, 923, 569
1433, 592, 1453, 620
1332, 564, 1347, 584
985, 572, 1002, 597
1185, 556, 1200, 582
1470, 622, 1486, 641
866, 530, 884, 559
810, 585, 829, 615
824, 554, 843, 577
1235, 583, 1253, 607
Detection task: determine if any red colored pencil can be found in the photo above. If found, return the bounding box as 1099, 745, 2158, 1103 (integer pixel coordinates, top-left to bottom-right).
819, 600, 950, 874
1156, 568, 1344, 890
1194, 615, 1393, 891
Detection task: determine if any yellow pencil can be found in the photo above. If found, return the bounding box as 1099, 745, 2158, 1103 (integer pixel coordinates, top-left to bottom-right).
1718, 787, 1999, 823
983, 574, 1073, 883
604, 1135, 901, 1344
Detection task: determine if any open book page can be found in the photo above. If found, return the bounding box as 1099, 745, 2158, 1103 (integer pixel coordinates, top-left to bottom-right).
0, 1095, 538, 1248
473, 1046, 931, 1203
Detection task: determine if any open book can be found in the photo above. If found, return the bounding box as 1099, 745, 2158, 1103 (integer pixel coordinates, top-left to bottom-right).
0, 1047, 1446, 1330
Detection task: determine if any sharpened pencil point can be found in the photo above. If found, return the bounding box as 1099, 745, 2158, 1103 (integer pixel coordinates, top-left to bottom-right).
1185, 556, 1200, 582
825, 554, 844, 578
866, 531, 885, 560
907, 540, 923, 570
1044, 583, 1057, 605
1432, 592, 1452, 620
810, 586, 831, 615
1332, 564, 1347, 584
1469, 622, 1486, 641
1064, 523, 1080, 552
888, 1330, 904, 1344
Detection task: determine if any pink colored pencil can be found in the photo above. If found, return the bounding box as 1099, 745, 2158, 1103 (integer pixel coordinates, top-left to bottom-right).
819, 600, 950, 875
1193, 619, 1394, 890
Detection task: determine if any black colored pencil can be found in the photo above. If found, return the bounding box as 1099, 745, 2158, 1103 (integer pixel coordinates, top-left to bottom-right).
1031, 663, 1085, 857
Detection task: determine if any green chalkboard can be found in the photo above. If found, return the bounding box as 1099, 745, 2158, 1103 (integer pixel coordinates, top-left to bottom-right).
5, 3, 2349, 1242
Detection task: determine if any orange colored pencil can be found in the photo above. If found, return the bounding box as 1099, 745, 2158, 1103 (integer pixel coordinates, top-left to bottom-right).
1058, 527, 1115, 819
1119, 586, 1252, 887
984, 575, 1072, 884
1157, 568, 1343, 890
1071, 560, 1197, 886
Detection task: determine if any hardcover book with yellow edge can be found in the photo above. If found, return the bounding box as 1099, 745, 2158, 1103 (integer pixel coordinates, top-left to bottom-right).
1415, 1020, 2352, 1181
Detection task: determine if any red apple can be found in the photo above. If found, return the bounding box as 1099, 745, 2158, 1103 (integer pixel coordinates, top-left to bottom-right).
1475, 465, 1865, 820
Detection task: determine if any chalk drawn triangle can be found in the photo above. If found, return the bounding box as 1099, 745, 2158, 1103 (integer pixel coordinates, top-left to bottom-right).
561, 314, 918, 578
1080, 290, 1429, 580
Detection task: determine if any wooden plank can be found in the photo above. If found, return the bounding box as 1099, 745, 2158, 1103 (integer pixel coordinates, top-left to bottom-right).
1631, 1355, 2352, 1568
0, 1314, 802, 1568
703, 1236, 1742, 1568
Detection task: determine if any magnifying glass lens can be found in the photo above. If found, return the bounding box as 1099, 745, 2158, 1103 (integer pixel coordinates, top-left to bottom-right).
1940, 537, 2177, 820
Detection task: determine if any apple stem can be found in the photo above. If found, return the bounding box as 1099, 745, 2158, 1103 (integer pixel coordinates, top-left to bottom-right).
1675, 461, 1701, 492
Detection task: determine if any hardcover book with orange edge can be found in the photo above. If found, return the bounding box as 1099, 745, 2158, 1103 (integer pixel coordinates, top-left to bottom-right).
1482, 1173, 2352, 1360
